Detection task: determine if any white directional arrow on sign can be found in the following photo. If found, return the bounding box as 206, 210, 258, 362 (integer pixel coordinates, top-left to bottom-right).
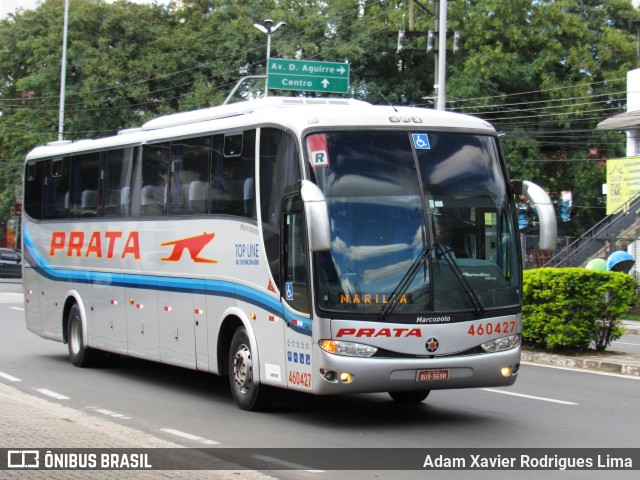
267, 59, 349, 93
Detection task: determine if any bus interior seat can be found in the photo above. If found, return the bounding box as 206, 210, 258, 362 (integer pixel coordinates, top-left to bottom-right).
81, 190, 97, 216
189, 180, 209, 214
243, 178, 255, 217
141, 185, 165, 215
120, 187, 130, 216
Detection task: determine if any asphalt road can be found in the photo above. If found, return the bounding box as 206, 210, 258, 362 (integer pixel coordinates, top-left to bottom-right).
1, 280, 639, 479
612, 335, 640, 355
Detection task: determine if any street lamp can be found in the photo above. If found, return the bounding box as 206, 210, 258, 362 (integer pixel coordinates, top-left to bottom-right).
253, 19, 286, 97
58, 0, 70, 141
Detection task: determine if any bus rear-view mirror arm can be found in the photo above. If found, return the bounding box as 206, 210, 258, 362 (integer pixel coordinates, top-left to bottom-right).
300, 180, 331, 252
512, 179, 557, 252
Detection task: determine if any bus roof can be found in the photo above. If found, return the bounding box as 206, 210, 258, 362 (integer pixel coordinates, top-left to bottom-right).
25, 97, 496, 161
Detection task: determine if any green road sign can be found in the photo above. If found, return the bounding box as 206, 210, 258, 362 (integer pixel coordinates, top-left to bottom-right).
267, 59, 350, 94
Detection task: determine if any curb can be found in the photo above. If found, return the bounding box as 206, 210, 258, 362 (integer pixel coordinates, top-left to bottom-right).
623, 322, 640, 336
521, 321, 640, 377
521, 350, 640, 377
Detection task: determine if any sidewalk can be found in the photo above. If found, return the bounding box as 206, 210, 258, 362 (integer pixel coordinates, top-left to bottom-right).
0, 381, 276, 479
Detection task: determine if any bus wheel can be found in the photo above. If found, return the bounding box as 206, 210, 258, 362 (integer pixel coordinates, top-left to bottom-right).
228, 327, 273, 411
67, 304, 98, 368
388, 390, 430, 403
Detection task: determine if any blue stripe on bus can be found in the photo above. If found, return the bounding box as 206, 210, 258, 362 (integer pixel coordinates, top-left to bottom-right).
22, 227, 311, 335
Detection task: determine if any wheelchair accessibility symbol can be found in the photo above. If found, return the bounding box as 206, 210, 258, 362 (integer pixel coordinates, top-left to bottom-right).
412, 133, 431, 150
285, 282, 294, 301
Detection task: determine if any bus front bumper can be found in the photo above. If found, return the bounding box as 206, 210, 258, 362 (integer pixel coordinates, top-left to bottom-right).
311, 344, 521, 395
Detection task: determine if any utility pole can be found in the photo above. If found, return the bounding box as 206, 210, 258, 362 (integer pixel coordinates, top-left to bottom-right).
632, 20, 640, 68
403, 0, 456, 110
435, 0, 447, 111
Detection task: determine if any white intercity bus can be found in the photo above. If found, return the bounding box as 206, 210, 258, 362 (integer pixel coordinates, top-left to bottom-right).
22, 97, 556, 410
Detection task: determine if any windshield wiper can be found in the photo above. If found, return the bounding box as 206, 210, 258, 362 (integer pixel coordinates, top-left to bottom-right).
435, 244, 485, 317
378, 246, 432, 321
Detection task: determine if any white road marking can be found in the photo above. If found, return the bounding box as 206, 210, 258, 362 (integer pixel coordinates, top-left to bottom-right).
87, 406, 131, 420
482, 388, 578, 405
160, 428, 219, 445
252, 454, 325, 473
10, 306, 24, 311
0, 292, 24, 304
0, 371, 21, 382
34, 388, 70, 400
522, 361, 640, 380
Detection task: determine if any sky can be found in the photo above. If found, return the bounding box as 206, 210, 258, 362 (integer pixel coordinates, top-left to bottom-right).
3, 0, 640, 19
0, 0, 175, 20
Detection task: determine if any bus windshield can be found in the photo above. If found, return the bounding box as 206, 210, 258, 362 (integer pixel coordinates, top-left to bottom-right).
306, 130, 520, 317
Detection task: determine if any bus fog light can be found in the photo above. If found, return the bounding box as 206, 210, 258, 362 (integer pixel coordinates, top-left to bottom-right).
319, 340, 377, 357
320, 368, 337, 382
501, 366, 512, 377
481, 334, 521, 353
340, 372, 353, 383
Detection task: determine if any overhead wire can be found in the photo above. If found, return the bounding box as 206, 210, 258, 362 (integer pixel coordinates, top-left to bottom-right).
0, 4, 633, 143
0, 3, 384, 109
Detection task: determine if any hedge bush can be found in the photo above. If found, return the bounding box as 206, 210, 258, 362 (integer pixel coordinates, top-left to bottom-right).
522, 268, 635, 352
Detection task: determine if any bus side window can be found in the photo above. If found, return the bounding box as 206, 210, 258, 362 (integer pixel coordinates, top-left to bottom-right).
169, 137, 211, 216
260, 128, 301, 289
221, 131, 256, 219
282, 195, 310, 314
25, 162, 46, 220
101, 148, 134, 217
135, 143, 170, 216
70, 153, 100, 218
42, 157, 70, 220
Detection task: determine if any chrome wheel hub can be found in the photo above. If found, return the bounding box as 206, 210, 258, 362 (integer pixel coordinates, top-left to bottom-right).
232, 344, 252, 393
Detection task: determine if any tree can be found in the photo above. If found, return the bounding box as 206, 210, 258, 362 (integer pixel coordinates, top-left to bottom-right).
0, 0, 176, 219
446, 0, 638, 235
0, 0, 639, 231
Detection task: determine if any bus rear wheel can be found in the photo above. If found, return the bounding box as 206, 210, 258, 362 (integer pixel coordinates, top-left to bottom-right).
228, 326, 274, 411
67, 304, 99, 367
388, 390, 430, 403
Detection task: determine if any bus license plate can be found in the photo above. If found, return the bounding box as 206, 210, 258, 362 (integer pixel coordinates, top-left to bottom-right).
416, 369, 449, 382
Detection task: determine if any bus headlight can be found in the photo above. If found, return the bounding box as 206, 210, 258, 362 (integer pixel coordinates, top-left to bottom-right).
481, 334, 521, 353
319, 339, 378, 357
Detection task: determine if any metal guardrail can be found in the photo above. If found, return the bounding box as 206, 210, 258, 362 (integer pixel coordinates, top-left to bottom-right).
544, 193, 640, 268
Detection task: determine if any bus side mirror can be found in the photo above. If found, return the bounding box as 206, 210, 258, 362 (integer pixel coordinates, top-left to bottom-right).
513, 180, 557, 252
300, 180, 331, 251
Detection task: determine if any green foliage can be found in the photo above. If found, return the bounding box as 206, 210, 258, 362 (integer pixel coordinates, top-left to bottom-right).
523, 268, 635, 351
0, 0, 639, 226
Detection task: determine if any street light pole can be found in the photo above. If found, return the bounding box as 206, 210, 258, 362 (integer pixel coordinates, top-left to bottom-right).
58, 0, 70, 141
253, 19, 286, 97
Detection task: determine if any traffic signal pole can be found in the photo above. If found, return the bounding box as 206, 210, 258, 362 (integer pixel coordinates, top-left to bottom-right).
435, 0, 447, 111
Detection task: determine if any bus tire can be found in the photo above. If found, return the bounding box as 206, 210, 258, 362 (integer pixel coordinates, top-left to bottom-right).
388, 390, 430, 403
67, 304, 99, 368
228, 326, 274, 411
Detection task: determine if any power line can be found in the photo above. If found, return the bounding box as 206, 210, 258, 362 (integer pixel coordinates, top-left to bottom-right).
449, 92, 627, 115
447, 78, 629, 105
0, 3, 634, 149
